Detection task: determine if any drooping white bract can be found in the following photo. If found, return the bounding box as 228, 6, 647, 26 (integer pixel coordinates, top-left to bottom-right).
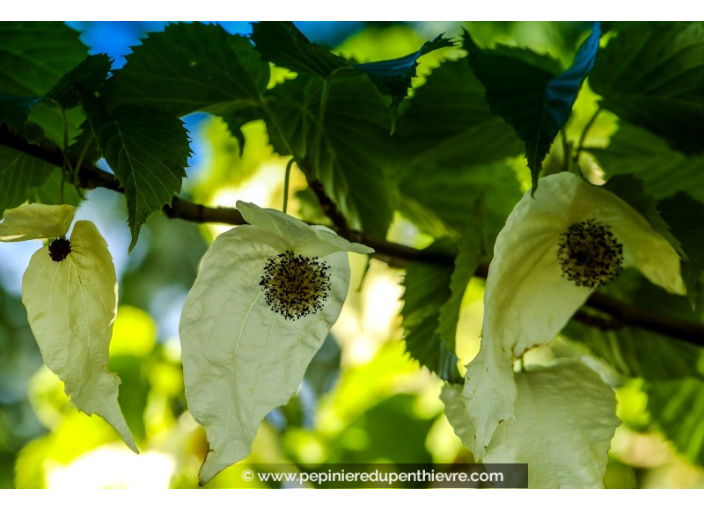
0, 203, 137, 452
462, 172, 684, 459
179, 201, 373, 485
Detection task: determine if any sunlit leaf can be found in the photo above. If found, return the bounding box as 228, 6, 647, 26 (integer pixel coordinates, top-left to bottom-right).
0, 203, 75, 242
22, 220, 137, 452
484, 360, 619, 488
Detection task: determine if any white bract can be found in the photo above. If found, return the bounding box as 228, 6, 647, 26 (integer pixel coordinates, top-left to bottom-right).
0, 203, 137, 452
179, 201, 373, 485
462, 172, 684, 458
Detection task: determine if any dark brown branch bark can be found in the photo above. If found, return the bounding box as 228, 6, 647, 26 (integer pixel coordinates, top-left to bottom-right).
2, 126, 704, 347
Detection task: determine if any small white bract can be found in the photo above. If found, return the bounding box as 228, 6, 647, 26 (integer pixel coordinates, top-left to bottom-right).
462, 172, 685, 459
179, 201, 373, 485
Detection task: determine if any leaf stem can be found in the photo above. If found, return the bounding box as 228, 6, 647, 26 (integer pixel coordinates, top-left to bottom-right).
282, 158, 294, 214
574, 107, 602, 163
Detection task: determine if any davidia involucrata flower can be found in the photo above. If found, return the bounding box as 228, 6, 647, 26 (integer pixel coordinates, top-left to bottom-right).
462, 172, 684, 460
179, 201, 373, 485
0, 203, 137, 453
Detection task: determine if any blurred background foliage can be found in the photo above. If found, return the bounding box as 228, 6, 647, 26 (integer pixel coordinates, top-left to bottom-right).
0, 20, 703, 489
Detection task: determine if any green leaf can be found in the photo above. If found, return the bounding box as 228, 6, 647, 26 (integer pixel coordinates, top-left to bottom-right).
437, 211, 485, 351
0, 203, 75, 242
484, 360, 619, 488
645, 378, 704, 467
22, 220, 137, 452
29, 168, 83, 208
566, 270, 703, 381
45, 54, 113, 109
354, 35, 455, 109
0, 96, 41, 133
250, 21, 349, 79
592, 122, 704, 203
590, 22, 704, 156
179, 203, 367, 484
79, 90, 190, 250
659, 193, 704, 306
0, 22, 88, 97
464, 23, 600, 190
602, 173, 683, 256
0, 145, 56, 214
401, 240, 461, 383
394, 58, 522, 171
264, 74, 394, 237
103, 22, 269, 133
0, 22, 89, 136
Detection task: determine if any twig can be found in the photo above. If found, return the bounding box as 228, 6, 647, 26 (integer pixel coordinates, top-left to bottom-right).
2, 126, 704, 347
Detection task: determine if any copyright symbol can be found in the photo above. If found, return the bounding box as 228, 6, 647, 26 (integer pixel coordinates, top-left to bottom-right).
242, 469, 254, 481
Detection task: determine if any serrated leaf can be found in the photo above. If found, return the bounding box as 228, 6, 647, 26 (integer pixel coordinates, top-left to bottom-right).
483, 360, 619, 488
45, 54, 113, 109
645, 377, 704, 467
0, 145, 56, 214
0, 203, 75, 242
590, 22, 704, 155
602, 173, 683, 256
104, 22, 270, 118
592, 122, 704, 203
354, 35, 455, 109
0, 22, 89, 137
250, 21, 349, 79
264, 73, 394, 237
568, 269, 704, 379
464, 22, 601, 189
659, 193, 704, 306
180, 202, 368, 484
22, 220, 137, 452
437, 212, 484, 351
79, 90, 190, 250
0, 95, 41, 133
401, 241, 461, 382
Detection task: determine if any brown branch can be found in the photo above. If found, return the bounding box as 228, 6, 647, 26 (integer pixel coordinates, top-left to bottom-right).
2, 126, 704, 348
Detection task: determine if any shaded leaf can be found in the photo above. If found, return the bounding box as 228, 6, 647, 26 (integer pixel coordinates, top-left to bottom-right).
264, 73, 394, 237
659, 193, 704, 306
79, 90, 190, 250
592, 122, 704, 203
401, 240, 461, 382
464, 22, 601, 189
354, 35, 455, 109
103, 22, 269, 150
590, 22, 704, 155
0, 145, 55, 214
437, 211, 485, 351
45, 54, 113, 109
250, 21, 349, 79
0, 95, 41, 133
22, 220, 137, 452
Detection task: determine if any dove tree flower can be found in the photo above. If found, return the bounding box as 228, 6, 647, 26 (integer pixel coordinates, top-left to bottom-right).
462, 171, 685, 460
0, 203, 137, 453
179, 201, 373, 485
